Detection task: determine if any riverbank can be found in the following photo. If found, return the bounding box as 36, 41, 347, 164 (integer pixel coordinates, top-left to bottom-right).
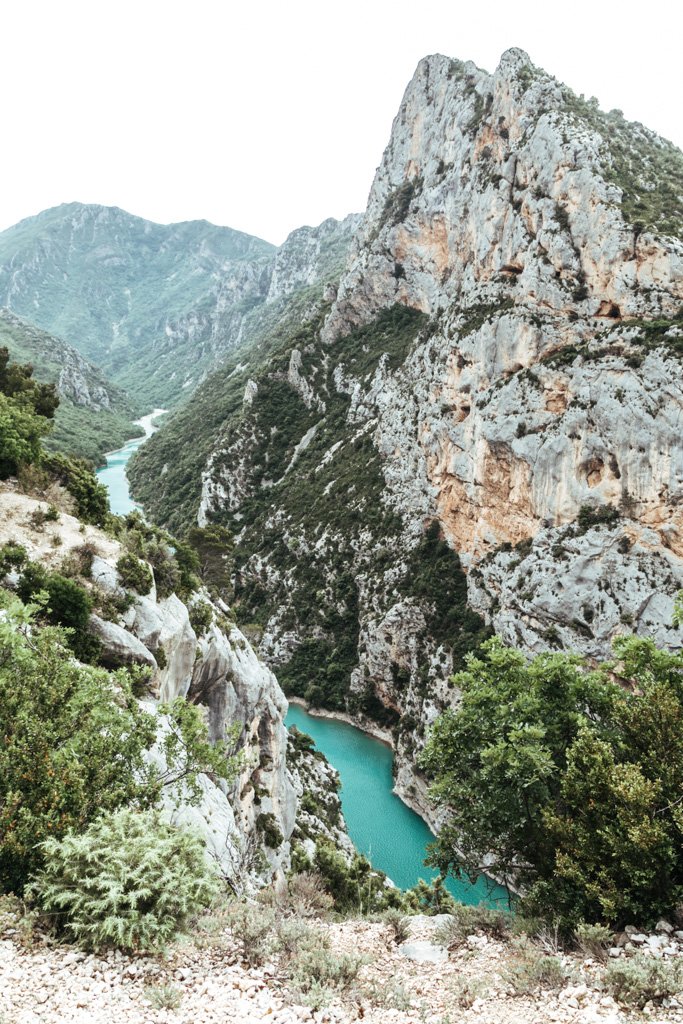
287, 696, 393, 746
287, 696, 442, 831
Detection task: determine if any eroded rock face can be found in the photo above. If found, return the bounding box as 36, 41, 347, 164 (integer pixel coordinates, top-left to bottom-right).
317, 47, 683, 643
192, 48, 683, 826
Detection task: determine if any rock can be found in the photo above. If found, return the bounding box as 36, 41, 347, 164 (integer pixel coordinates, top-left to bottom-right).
399, 941, 448, 963
656, 919, 674, 933
88, 614, 157, 670
190, 44, 683, 826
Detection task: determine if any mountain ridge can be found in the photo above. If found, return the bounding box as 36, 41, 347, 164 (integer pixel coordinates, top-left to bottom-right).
0, 203, 359, 408
0, 307, 142, 463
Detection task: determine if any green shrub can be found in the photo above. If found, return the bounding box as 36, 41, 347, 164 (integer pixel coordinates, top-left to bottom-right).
227, 902, 276, 965
16, 561, 97, 662
576, 503, 620, 534
502, 938, 567, 995
288, 941, 364, 1005
43, 452, 109, 526
422, 635, 683, 928
575, 921, 613, 960
450, 976, 489, 1008
0, 597, 237, 894
605, 954, 683, 1008
256, 812, 284, 849
382, 908, 410, 944
189, 599, 213, 637
145, 985, 183, 1011
116, 551, 153, 594
0, 542, 27, 576
0, 596, 158, 892
0, 392, 52, 478
434, 903, 511, 949
29, 808, 219, 951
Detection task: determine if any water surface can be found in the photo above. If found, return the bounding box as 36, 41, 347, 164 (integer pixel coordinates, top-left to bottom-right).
96, 409, 166, 515
98, 419, 507, 907
286, 703, 508, 906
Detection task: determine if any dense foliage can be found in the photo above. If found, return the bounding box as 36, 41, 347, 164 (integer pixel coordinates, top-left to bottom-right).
29, 808, 219, 951
13, 553, 99, 662
0, 345, 57, 477
0, 311, 143, 464
421, 636, 683, 928
43, 452, 111, 526
0, 596, 237, 894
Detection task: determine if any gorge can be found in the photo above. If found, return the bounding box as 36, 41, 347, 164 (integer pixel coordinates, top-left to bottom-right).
96, 427, 506, 902
1, 41, 683, 957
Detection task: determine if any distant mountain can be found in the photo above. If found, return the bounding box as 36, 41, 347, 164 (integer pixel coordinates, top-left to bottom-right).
0, 309, 141, 463
0, 204, 357, 408
0, 203, 275, 405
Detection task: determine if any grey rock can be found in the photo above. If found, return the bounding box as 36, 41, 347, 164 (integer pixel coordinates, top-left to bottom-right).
399, 941, 448, 963
88, 614, 157, 670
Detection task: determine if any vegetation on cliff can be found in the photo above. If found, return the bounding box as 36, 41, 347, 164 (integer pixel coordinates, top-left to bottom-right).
0, 311, 142, 464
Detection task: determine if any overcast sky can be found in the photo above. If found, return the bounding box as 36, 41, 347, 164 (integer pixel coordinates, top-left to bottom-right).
2, 0, 681, 245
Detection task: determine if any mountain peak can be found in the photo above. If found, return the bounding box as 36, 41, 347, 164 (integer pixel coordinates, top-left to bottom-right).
496, 46, 533, 75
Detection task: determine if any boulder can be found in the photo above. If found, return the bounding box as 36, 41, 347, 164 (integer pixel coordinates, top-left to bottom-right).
88, 614, 157, 670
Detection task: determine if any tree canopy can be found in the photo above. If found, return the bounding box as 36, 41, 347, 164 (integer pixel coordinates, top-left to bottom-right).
421, 635, 683, 928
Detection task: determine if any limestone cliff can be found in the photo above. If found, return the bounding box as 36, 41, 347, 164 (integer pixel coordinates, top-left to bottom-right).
176, 48, 683, 821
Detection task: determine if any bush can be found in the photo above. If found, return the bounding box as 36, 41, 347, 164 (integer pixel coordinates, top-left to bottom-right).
288, 941, 364, 1006
116, 551, 153, 594
434, 903, 511, 949
42, 452, 109, 526
605, 954, 683, 1008
502, 938, 567, 995
15, 561, 98, 662
575, 921, 613, 961
227, 902, 276, 965
0, 597, 158, 892
0, 392, 52, 479
29, 808, 219, 951
382, 908, 410, 944
256, 812, 284, 849
0, 542, 27, 576
0, 597, 236, 893
189, 599, 213, 637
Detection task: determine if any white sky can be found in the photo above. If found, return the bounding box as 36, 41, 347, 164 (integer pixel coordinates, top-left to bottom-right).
2, 0, 681, 245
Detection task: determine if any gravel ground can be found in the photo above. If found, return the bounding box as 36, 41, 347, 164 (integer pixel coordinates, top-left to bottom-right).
2, 911, 683, 1024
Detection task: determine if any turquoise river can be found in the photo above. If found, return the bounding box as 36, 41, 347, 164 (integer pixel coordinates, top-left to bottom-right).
98, 422, 508, 907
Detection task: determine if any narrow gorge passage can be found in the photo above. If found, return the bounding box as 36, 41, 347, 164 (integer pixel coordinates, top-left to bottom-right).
96, 409, 166, 515
287, 704, 508, 905
99, 415, 506, 904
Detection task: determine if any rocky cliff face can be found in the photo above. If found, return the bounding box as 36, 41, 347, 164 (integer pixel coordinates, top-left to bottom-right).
180, 49, 683, 818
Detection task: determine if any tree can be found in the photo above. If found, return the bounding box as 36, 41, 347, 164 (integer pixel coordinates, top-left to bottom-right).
421, 635, 683, 927
0, 347, 58, 419
0, 392, 52, 478
0, 595, 239, 893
